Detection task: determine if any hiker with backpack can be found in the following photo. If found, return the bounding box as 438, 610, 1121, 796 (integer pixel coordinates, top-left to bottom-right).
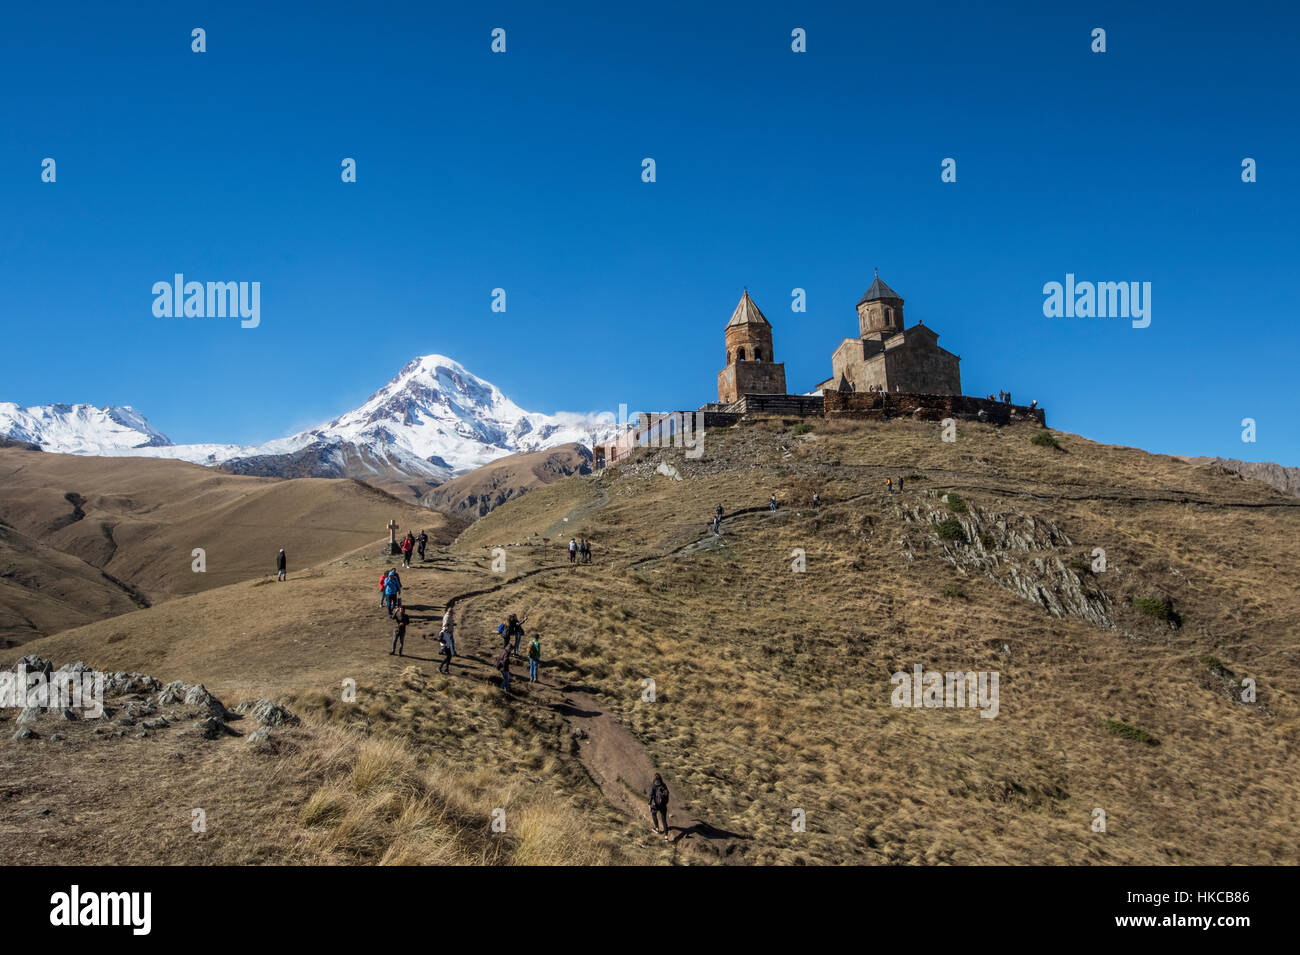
391, 603, 409, 656
769, 493, 778, 512
383, 569, 402, 616
527, 634, 541, 682
276, 548, 287, 582
438, 630, 454, 673
400, 533, 414, 568
379, 570, 390, 609
496, 645, 512, 692
416, 530, 428, 561
649, 774, 670, 837
506, 613, 526, 657
568, 538, 578, 564
886, 477, 894, 495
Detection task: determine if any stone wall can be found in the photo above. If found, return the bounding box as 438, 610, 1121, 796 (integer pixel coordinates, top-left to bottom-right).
717, 361, 787, 405
823, 391, 1046, 426
882, 342, 961, 395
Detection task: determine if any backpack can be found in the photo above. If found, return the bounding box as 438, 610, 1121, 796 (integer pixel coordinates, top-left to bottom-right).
528, 640, 540, 660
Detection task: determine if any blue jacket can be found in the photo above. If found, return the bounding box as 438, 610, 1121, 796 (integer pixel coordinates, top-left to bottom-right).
384, 574, 402, 596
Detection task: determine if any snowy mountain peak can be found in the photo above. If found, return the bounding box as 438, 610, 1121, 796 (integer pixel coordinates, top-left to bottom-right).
0, 402, 174, 455
1, 355, 618, 483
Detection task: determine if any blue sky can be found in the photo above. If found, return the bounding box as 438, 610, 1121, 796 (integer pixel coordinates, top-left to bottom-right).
2, 1, 1296, 464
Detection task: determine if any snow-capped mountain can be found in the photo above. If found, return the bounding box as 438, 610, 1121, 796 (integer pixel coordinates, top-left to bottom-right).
1, 355, 619, 484
0, 402, 173, 455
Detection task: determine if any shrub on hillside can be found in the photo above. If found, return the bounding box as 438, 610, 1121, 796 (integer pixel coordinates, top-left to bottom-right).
1103, 719, 1159, 745
1031, 431, 1060, 449
943, 493, 968, 514
940, 584, 967, 600
1199, 655, 1225, 673
1133, 595, 1182, 627
790, 423, 814, 436
935, 517, 966, 543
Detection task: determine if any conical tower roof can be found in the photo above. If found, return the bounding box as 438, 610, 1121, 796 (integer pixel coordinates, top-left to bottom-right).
726, 289, 771, 328
857, 271, 903, 306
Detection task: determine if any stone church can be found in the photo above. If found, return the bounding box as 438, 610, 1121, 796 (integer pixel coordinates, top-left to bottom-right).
814, 272, 961, 395
714, 274, 961, 405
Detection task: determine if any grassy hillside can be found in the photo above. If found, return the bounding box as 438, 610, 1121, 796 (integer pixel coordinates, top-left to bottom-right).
0, 448, 462, 645
4, 417, 1297, 865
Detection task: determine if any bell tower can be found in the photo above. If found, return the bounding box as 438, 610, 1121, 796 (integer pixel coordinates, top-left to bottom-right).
717, 289, 787, 404
856, 269, 904, 337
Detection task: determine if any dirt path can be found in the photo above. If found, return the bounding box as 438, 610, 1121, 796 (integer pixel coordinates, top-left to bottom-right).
556, 687, 747, 861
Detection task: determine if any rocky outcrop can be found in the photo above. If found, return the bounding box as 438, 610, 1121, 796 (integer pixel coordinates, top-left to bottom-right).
902, 493, 1114, 629
232, 699, 300, 728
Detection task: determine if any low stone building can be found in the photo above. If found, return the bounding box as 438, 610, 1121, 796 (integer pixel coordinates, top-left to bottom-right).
815, 273, 961, 396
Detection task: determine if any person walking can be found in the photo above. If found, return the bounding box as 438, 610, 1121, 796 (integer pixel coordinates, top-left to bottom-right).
496, 645, 512, 692
400, 534, 413, 569
383, 569, 402, 616
507, 613, 525, 656
886, 477, 894, 496
897, 475, 905, 492
649, 773, 671, 837
568, 538, 578, 565
276, 548, 287, 582
438, 630, 454, 673
527, 634, 541, 682
812, 492, 820, 507
441, 606, 456, 655
379, 570, 390, 608
416, 530, 428, 561
390, 603, 409, 656
769, 493, 778, 512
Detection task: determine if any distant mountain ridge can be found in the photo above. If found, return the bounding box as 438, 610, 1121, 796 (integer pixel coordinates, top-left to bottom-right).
0, 355, 619, 494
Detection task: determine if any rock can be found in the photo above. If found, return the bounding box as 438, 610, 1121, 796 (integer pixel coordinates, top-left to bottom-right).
13, 655, 52, 675
17, 707, 42, 725
12, 726, 38, 741
49, 733, 65, 741
196, 717, 235, 740
114, 717, 136, 727
108, 672, 162, 694
134, 730, 149, 739
654, 461, 682, 481
184, 685, 230, 721
233, 699, 300, 728
60, 708, 78, 721
157, 681, 189, 705
246, 726, 273, 748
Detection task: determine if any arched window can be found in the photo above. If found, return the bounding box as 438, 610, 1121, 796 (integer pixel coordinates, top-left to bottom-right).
737, 347, 746, 361
754, 348, 763, 361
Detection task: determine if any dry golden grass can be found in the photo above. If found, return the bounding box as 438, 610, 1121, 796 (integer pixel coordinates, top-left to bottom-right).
5, 416, 1297, 865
